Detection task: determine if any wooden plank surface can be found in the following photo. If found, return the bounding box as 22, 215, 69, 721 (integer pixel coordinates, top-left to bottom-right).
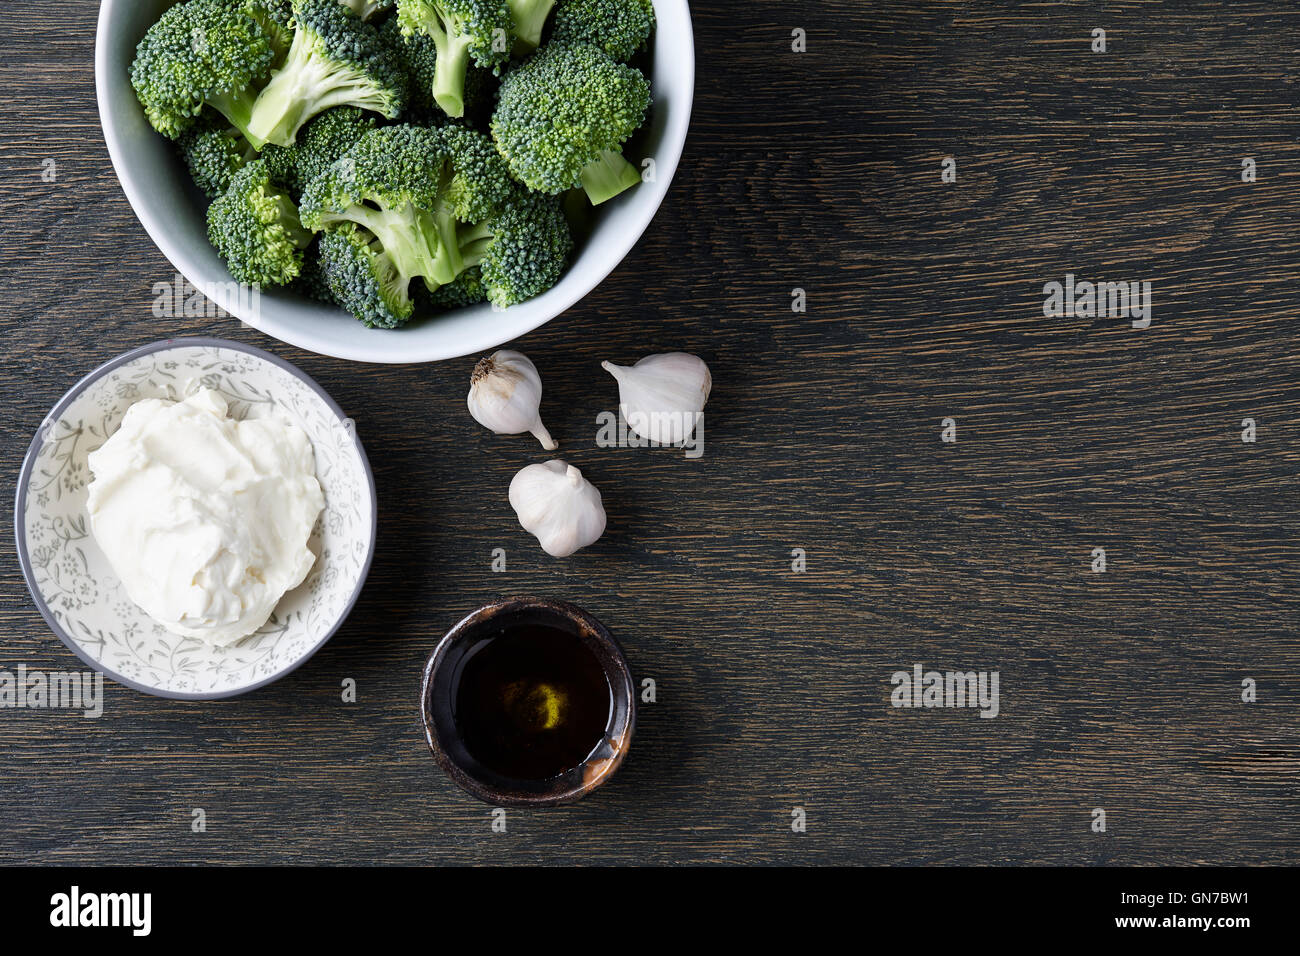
0, 0, 1297, 865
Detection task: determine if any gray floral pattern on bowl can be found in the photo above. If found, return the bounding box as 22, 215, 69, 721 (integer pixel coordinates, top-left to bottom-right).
15, 339, 376, 699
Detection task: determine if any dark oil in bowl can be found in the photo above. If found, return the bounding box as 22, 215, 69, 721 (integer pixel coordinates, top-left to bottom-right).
453, 623, 613, 781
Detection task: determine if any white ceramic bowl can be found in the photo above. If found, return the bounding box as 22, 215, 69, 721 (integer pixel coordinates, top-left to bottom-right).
94, 1, 695, 364
14, 339, 377, 699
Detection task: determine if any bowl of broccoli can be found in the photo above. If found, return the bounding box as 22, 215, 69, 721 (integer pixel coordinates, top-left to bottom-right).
95, 0, 693, 363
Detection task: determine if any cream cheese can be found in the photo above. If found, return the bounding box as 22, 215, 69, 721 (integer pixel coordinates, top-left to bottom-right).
86, 388, 325, 647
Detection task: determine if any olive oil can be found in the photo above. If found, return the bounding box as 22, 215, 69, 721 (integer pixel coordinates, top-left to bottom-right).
453, 624, 612, 781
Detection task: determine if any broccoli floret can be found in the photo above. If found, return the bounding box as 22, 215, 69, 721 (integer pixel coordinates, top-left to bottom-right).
245, 0, 406, 148
300, 124, 513, 291
318, 222, 416, 326
379, 15, 494, 123
551, 0, 653, 62
422, 264, 488, 309
177, 115, 258, 198
301, 124, 568, 321
505, 0, 557, 51
395, 0, 511, 118
491, 42, 649, 204
340, 0, 396, 18
261, 106, 378, 197
317, 189, 568, 321
208, 159, 313, 285
130, 0, 277, 142
469, 189, 572, 307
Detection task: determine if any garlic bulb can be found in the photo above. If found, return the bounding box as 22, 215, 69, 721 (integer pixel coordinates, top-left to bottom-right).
467, 350, 557, 450
509, 460, 606, 557
601, 352, 712, 444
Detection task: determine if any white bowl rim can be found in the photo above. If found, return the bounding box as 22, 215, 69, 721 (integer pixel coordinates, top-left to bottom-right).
12, 336, 379, 700
94, 0, 697, 364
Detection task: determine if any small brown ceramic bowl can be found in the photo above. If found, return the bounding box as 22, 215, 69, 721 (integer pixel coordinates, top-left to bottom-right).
421, 597, 635, 807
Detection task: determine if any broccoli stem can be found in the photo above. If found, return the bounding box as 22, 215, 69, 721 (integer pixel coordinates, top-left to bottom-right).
246, 29, 322, 146
508, 0, 555, 52
431, 207, 466, 285
247, 29, 382, 147
333, 203, 465, 287
209, 88, 266, 150
431, 29, 473, 118
347, 204, 447, 285
457, 220, 495, 269
579, 149, 643, 205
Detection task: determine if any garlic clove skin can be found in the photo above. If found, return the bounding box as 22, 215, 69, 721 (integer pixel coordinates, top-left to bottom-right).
467, 349, 558, 450
508, 460, 606, 557
601, 352, 712, 445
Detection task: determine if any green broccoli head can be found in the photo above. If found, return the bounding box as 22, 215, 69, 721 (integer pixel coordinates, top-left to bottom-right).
207, 159, 313, 286
505, 0, 557, 51
395, 0, 511, 118
300, 123, 513, 290
260, 106, 378, 197
318, 222, 416, 327
471, 189, 573, 307
245, 0, 406, 148
177, 114, 257, 199
130, 0, 277, 141
491, 41, 649, 204
551, 0, 654, 62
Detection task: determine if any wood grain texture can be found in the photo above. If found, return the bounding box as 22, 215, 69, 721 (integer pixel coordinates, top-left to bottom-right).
0, 0, 1297, 865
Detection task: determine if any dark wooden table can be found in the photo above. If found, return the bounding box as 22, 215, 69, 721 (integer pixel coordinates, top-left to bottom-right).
1, 0, 1297, 866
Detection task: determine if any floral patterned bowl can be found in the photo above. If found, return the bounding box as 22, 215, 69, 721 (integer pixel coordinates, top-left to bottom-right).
14, 338, 376, 699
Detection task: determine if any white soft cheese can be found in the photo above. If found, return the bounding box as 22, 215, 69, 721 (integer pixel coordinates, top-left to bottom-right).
86, 388, 325, 647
